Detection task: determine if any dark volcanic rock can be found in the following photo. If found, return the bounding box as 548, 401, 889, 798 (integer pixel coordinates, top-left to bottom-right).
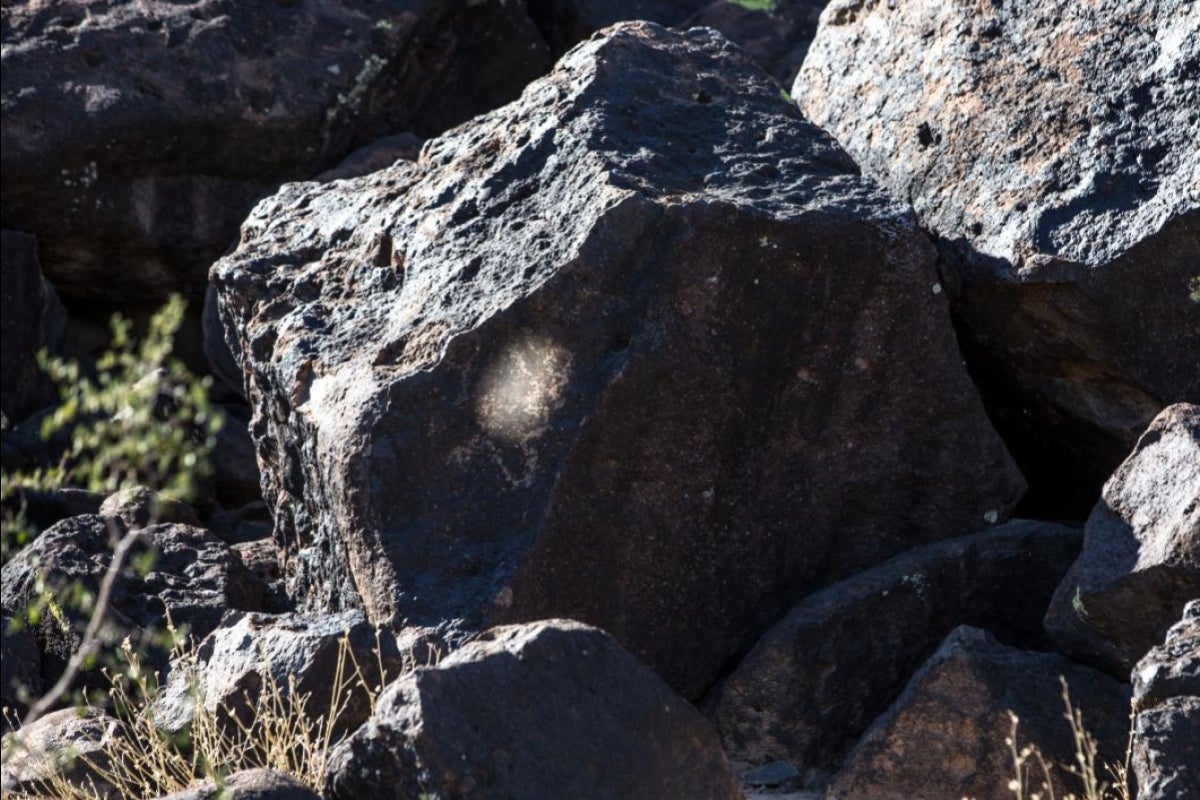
687, 0, 827, 86
1, 230, 65, 426
231, 538, 292, 614
709, 520, 1081, 772
0, 707, 121, 796
796, 0, 1200, 484
0, 515, 262, 686
325, 620, 743, 800
0, 488, 104, 548
99, 486, 202, 530
209, 405, 264, 509
527, 0, 710, 54
155, 769, 319, 800
1045, 403, 1200, 677
1131, 602, 1200, 800
2, 614, 42, 726
204, 284, 245, 399
212, 21, 1023, 698
0, 0, 552, 302
828, 626, 1131, 800
154, 610, 415, 738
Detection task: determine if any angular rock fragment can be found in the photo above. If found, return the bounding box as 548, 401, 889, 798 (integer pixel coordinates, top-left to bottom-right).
828, 627, 1130, 800
1045, 403, 1200, 676
1, 230, 65, 425
154, 610, 418, 738
213, 21, 1022, 697
1131, 602, 1199, 800
0, 0, 552, 301
709, 520, 1081, 772
796, 0, 1200, 486
0, 515, 262, 687
325, 620, 743, 800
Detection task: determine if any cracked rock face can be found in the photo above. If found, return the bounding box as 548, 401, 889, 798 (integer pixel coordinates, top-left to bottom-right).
796, 0, 1200, 478
213, 21, 1022, 698
0, 0, 551, 302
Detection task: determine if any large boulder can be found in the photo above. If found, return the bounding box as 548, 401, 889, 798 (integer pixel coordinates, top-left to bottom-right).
212, 21, 1023, 698
325, 620, 744, 800
827, 626, 1131, 800
0, 515, 263, 688
708, 520, 1081, 773
1045, 403, 1200, 677
1131, 602, 1199, 800
795, 0, 1200, 489
0, 0, 553, 303
0, 707, 121, 797
0, 230, 65, 426
154, 610, 419, 738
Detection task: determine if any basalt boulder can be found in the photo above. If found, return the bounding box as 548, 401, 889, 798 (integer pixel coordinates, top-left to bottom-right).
827, 626, 1131, 800
325, 620, 744, 800
1045, 403, 1200, 677
0, 0, 552, 303
0, 515, 263, 689
796, 0, 1200, 492
212, 21, 1023, 698
708, 519, 1081, 774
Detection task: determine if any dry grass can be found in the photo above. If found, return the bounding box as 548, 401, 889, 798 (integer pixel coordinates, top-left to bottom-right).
3, 621, 415, 799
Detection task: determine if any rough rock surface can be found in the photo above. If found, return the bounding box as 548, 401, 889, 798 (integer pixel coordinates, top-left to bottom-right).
98, 486, 202, 530
231, 539, 292, 614
1, 613, 42, 726
212, 21, 1022, 697
0, 230, 65, 425
155, 769, 319, 800
796, 0, 1200, 482
325, 620, 743, 800
0, 0, 553, 302
709, 520, 1081, 772
1045, 403, 1200, 676
1131, 602, 1199, 800
0, 515, 262, 685
0, 708, 121, 796
154, 610, 415, 737
828, 626, 1131, 800
687, 1, 827, 86
209, 406, 264, 509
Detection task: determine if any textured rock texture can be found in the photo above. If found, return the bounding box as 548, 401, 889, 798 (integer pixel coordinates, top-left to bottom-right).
687, 0, 827, 86
709, 520, 1081, 773
0, 0, 552, 302
827, 626, 1131, 800
154, 610, 417, 738
1, 515, 262, 686
796, 0, 1200, 484
325, 620, 743, 800
1131, 602, 1199, 800
213, 21, 1022, 698
0, 230, 65, 425
155, 769, 319, 800
0, 707, 121, 796
1045, 403, 1200, 676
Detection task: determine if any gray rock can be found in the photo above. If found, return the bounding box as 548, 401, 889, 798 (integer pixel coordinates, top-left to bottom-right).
1, 515, 263, 689
315, 133, 425, 183
827, 626, 1131, 800
230, 538, 292, 614
1, 0, 553, 302
0, 707, 121, 796
154, 610, 418, 739
203, 284, 245, 399
2, 613, 42, 727
1045, 403, 1200, 677
1131, 602, 1200, 800
1, 230, 65, 426
99, 486, 202, 530
709, 520, 1081, 773
1134, 697, 1199, 800
795, 0, 1200, 481
154, 769, 319, 800
212, 21, 1023, 698
209, 406, 264, 509
325, 620, 744, 800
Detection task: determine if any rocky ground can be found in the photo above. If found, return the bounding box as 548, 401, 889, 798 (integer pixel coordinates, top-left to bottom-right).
1, 2, 1196, 799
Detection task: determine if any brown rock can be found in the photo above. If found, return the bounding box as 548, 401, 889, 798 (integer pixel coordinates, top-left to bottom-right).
325, 620, 744, 800
1045, 403, 1200, 677
212, 21, 1023, 698
0, 707, 121, 797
